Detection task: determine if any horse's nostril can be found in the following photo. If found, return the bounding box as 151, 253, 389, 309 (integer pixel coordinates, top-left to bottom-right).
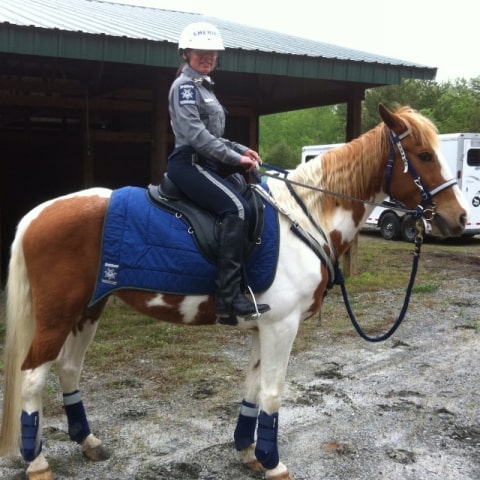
460, 212, 467, 228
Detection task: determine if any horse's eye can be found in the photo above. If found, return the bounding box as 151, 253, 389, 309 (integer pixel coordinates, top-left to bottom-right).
418, 152, 432, 162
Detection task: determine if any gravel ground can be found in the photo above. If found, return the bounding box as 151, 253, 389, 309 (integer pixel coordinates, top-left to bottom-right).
0, 234, 479, 480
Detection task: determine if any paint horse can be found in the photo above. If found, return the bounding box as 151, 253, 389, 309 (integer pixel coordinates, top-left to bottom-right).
0, 104, 468, 480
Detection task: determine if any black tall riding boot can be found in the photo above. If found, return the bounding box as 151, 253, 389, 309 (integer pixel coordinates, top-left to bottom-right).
216, 215, 270, 324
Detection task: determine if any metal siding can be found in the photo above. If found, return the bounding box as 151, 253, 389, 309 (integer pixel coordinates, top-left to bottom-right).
0, 0, 436, 82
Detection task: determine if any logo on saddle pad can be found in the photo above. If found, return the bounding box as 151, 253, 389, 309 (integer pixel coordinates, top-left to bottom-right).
101, 263, 119, 285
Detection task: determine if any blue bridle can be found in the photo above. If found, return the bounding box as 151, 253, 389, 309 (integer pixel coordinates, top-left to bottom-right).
385, 129, 458, 220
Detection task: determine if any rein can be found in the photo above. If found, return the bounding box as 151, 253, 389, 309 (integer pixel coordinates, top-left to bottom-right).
257, 128, 457, 342
259, 165, 417, 216
252, 183, 337, 286
335, 219, 425, 342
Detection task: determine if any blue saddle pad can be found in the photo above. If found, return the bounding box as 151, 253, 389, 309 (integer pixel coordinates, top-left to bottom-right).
89, 186, 279, 305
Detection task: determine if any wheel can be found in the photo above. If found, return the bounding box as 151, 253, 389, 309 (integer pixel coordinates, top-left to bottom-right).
401, 215, 417, 243
378, 212, 401, 240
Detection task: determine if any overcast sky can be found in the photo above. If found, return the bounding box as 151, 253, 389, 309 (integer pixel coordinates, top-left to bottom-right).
106, 0, 479, 82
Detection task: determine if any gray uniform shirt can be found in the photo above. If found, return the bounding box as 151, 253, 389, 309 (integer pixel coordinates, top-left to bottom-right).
168, 64, 248, 166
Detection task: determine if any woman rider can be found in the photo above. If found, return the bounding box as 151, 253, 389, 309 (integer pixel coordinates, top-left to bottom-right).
167, 22, 270, 323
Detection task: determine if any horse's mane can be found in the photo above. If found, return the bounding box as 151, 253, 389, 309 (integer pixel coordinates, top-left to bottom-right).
267, 105, 439, 235
267, 124, 385, 225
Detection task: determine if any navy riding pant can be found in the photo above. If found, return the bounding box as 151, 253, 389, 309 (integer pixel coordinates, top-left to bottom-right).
167, 146, 250, 221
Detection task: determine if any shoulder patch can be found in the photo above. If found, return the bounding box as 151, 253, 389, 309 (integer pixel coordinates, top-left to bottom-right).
178, 82, 196, 106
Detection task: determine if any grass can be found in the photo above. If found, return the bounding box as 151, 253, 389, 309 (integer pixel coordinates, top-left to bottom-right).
84, 297, 248, 393
294, 233, 476, 345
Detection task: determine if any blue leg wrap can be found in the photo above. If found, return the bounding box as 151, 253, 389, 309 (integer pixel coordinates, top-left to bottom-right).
234, 399, 259, 450
255, 411, 279, 470
20, 411, 41, 462
63, 390, 91, 443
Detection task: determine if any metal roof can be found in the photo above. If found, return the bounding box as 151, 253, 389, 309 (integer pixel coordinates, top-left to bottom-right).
0, 0, 436, 83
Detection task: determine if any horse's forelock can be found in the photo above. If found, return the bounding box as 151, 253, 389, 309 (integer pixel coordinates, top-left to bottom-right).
392, 105, 439, 149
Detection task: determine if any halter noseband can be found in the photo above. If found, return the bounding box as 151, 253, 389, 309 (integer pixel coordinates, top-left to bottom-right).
385, 129, 458, 220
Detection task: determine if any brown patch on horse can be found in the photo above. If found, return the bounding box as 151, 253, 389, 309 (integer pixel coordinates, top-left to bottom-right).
77, 298, 109, 333
21, 194, 108, 370
307, 264, 330, 315
329, 230, 350, 257
114, 290, 218, 326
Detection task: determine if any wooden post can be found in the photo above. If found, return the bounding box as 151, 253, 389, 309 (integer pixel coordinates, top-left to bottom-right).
342, 90, 364, 276
151, 72, 170, 184
82, 87, 93, 187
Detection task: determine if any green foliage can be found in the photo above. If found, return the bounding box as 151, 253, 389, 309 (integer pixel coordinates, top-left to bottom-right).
259, 105, 345, 167
431, 78, 480, 132
259, 76, 480, 164
412, 282, 440, 294
361, 79, 449, 130
265, 141, 297, 169
364, 77, 480, 133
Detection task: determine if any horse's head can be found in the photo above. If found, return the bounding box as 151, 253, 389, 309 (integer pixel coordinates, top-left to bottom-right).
379, 103, 468, 238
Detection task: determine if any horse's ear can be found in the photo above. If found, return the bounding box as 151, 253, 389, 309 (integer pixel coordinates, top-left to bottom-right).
378, 103, 388, 116
378, 103, 404, 132
378, 103, 393, 123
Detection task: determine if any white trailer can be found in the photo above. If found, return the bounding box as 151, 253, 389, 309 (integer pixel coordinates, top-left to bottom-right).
301, 133, 480, 241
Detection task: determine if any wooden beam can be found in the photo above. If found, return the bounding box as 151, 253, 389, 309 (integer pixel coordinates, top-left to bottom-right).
342, 88, 365, 277
0, 93, 152, 111
90, 130, 151, 143
0, 78, 84, 95
151, 72, 169, 183
82, 90, 93, 187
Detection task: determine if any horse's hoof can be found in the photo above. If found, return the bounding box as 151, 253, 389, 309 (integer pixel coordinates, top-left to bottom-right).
240, 444, 264, 472
83, 444, 111, 461
27, 469, 54, 480
265, 473, 294, 480
244, 459, 265, 473
265, 462, 294, 480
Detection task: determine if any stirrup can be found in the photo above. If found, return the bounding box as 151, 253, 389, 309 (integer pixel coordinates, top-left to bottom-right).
244, 285, 270, 317
216, 288, 270, 326
216, 309, 266, 326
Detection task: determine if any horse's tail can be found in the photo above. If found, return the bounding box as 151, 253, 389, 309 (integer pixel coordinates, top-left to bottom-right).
0, 217, 35, 457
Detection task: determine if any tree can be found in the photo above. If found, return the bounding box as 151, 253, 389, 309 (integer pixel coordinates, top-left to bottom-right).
431, 78, 480, 132
259, 106, 345, 166
259, 76, 480, 163
363, 77, 480, 133
362, 79, 447, 131
264, 141, 297, 169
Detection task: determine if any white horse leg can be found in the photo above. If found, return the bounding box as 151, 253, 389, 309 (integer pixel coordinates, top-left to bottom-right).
235, 330, 261, 449
55, 321, 109, 462
21, 363, 54, 480
254, 319, 299, 480
234, 330, 263, 470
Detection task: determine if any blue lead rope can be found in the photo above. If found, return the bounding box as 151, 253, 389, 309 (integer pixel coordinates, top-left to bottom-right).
258, 161, 424, 343
335, 223, 424, 342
